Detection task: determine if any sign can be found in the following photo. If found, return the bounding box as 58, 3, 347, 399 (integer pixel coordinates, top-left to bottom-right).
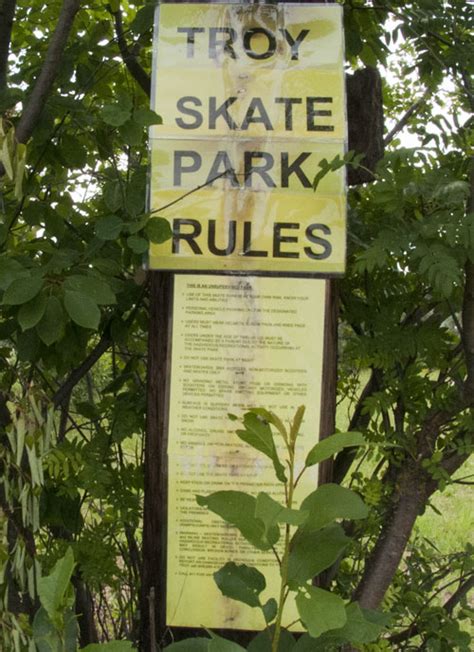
149, 3, 346, 275
166, 275, 325, 628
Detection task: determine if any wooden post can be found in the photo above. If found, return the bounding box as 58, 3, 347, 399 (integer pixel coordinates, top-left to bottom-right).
141, 271, 173, 651
318, 279, 338, 486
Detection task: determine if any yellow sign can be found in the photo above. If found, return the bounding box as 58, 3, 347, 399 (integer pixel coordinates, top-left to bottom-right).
149, 2, 346, 274
167, 275, 325, 628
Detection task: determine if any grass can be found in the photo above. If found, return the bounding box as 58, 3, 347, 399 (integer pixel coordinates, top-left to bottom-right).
335, 371, 473, 555
414, 456, 474, 553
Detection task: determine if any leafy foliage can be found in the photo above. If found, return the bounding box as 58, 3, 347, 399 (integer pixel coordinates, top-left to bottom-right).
0, 0, 472, 650
194, 408, 378, 650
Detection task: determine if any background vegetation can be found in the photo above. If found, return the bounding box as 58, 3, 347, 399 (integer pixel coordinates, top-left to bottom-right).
0, 0, 472, 650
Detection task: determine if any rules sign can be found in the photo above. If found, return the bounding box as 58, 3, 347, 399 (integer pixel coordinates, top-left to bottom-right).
149, 2, 347, 275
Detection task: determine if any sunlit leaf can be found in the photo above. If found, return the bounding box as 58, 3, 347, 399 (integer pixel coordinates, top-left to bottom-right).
305, 432, 366, 467
196, 491, 278, 550
296, 587, 346, 638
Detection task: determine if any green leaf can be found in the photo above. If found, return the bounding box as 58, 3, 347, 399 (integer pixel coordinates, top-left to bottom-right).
305, 432, 366, 467
64, 275, 116, 305
18, 292, 47, 330
326, 602, 387, 644
76, 401, 101, 420
248, 628, 296, 652
82, 642, 136, 651
2, 128, 14, 179
237, 412, 286, 482
103, 182, 123, 212
36, 296, 65, 345
23, 202, 44, 227
292, 633, 327, 650
360, 43, 378, 67
145, 217, 172, 244
214, 562, 266, 608
102, 103, 132, 127
250, 408, 288, 440
17, 329, 41, 361
300, 484, 369, 532
32, 606, 62, 652
41, 488, 83, 535
296, 587, 347, 638
344, 23, 363, 58
0, 257, 28, 290
196, 491, 278, 550
163, 640, 209, 651
287, 525, 350, 584
0, 87, 22, 112
14, 145, 26, 200
290, 405, 306, 443
64, 608, 79, 651
262, 598, 278, 624
64, 291, 101, 330
38, 547, 75, 621
126, 175, 146, 215
130, 4, 155, 34
255, 492, 307, 541
61, 134, 88, 168
133, 108, 162, 127
127, 235, 148, 254
111, 399, 142, 442
95, 215, 124, 240
3, 275, 43, 305
208, 631, 246, 651
43, 208, 65, 237
119, 120, 144, 147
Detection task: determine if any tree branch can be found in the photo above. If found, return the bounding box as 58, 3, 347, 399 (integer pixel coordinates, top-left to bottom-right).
434, 447, 471, 486
112, 8, 151, 97
443, 574, 474, 615
353, 410, 454, 610
52, 332, 111, 408
52, 284, 148, 408
0, 0, 17, 90
353, 462, 430, 610
384, 89, 430, 146
14, 0, 81, 145
57, 390, 72, 442
462, 160, 474, 404
333, 368, 379, 483
72, 574, 99, 647
388, 573, 474, 645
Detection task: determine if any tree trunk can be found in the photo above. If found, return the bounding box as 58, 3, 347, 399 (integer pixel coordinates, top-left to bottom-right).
353, 462, 428, 609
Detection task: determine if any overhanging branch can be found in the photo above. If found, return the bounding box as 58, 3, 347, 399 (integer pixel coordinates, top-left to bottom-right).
462, 161, 474, 403
0, 0, 17, 90
52, 332, 111, 408
384, 89, 430, 146
14, 0, 81, 145
333, 368, 380, 483
112, 8, 151, 97
388, 573, 474, 646
52, 284, 148, 408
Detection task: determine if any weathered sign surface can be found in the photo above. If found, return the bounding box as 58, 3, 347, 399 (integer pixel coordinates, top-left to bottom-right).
149, 3, 346, 275
166, 275, 325, 628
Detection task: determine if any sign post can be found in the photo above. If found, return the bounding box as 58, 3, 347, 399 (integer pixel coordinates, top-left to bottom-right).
142, 2, 351, 648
